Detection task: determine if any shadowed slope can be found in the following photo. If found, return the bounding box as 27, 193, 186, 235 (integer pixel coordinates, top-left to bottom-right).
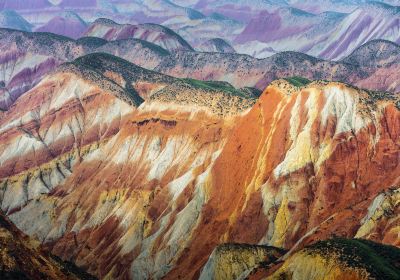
268, 239, 400, 280
0, 211, 96, 280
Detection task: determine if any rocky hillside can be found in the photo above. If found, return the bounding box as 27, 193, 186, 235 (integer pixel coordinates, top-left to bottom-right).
0, 52, 254, 278
68, 52, 256, 112
0, 211, 96, 279
0, 28, 83, 110
155, 49, 400, 92
1, 0, 398, 62
0, 29, 170, 110
0, 68, 398, 279
199, 244, 286, 280
198, 38, 236, 53
342, 39, 400, 68
35, 12, 88, 39
268, 239, 400, 280
162, 80, 400, 279
234, 2, 400, 60
0, 28, 399, 111
199, 238, 400, 280
84, 18, 194, 52
149, 78, 255, 115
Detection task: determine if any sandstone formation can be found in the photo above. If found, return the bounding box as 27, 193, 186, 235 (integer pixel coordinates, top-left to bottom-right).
0, 56, 398, 278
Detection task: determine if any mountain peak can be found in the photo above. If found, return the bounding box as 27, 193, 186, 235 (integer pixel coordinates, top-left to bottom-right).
0, 9, 32, 32
199, 38, 236, 53
85, 19, 194, 52
343, 39, 400, 67
93, 17, 119, 26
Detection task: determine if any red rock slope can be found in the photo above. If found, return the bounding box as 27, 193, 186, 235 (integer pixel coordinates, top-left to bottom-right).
0, 53, 254, 279
0, 58, 399, 279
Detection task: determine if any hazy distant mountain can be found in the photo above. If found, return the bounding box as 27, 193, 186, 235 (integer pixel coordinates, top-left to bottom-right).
0, 28, 171, 109
234, 2, 400, 60
0, 10, 32, 31
36, 11, 88, 39
84, 18, 194, 52
199, 38, 236, 53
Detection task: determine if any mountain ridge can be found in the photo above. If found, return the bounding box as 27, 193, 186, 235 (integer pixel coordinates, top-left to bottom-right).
0, 73, 398, 279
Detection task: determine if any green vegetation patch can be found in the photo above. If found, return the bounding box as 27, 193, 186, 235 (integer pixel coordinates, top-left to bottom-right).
77, 36, 108, 48
181, 78, 253, 99
309, 238, 400, 280
284, 76, 311, 87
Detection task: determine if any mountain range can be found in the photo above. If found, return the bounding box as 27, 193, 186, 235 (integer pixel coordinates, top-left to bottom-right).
0, 52, 399, 279
1, 27, 398, 111
0, 1, 399, 280
0, 0, 399, 61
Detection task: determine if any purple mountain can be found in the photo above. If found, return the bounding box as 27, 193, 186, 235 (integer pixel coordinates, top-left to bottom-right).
199, 38, 236, 53
0, 0, 53, 10
36, 12, 87, 39
233, 2, 400, 60
84, 18, 194, 52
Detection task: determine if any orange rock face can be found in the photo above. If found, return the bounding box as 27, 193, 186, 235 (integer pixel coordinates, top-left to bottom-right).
164, 81, 400, 279
0, 73, 399, 279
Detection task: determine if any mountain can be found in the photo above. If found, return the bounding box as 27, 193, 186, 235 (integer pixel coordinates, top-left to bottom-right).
154, 49, 400, 92
198, 38, 236, 53
104, 0, 205, 23
199, 244, 286, 279
167, 0, 200, 7
0, 52, 399, 279
162, 80, 400, 279
0, 53, 254, 278
290, 0, 400, 13
0, 0, 53, 10
193, 0, 400, 18
355, 63, 399, 93
84, 18, 194, 52
83, 37, 170, 68
269, 239, 400, 279
1, 0, 398, 62
193, 0, 289, 22
0, 3, 398, 280
36, 12, 88, 39
234, 2, 400, 60
1, 28, 398, 111
318, 2, 400, 60
341, 39, 400, 93
0, 10, 32, 31
0, 29, 83, 110
342, 39, 400, 67
0, 29, 171, 110
58, 0, 97, 8
200, 239, 400, 279
234, 8, 346, 55
161, 13, 245, 48
0, 210, 96, 279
